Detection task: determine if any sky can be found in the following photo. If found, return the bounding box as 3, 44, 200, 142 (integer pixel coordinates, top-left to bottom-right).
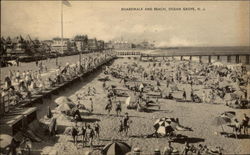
1, 1, 249, 47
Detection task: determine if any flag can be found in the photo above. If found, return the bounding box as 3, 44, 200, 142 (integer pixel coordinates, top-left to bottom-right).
62, 0, 71, 7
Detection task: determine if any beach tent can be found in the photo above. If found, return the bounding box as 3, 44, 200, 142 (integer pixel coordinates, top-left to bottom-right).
102, 141, 131, 155
56, 102, 71, 112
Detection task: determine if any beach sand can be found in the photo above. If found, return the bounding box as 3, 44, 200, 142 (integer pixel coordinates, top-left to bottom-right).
31, 58, 250, 155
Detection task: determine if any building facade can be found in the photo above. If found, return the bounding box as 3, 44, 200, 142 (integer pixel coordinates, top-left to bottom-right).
74, 35, 88, 53
51, 38, 70, 54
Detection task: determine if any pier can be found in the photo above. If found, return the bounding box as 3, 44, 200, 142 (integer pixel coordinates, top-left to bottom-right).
115, 50, 250, 64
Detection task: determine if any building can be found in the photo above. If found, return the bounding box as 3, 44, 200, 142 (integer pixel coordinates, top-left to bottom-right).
104, 41, 114, 49
97, 40, 105, 51
51, 38, 70, 54
7, 36, 28, 57
74, 35, 88, 53
112, 40, 132, 50
88, 38, 98, 52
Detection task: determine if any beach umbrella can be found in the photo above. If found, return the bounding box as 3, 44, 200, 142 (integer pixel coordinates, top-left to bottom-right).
220, 111, 236, 118
55, 96, 72, 105
212, 116, 231, 132
154, 117, 178, 135
55, 96, 75, 108
56, 102, 71, 112
102, 141, 131, 155
157, 125, 175, 136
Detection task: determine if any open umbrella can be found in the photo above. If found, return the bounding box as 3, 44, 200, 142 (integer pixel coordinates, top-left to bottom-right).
221, 111, 236, 118
154, 117, 178, 136
55, 96, 72, 105
213, 116, 231, 132
55, 96, 75, 108
154, 117, 178, 130
56, 102, 71, 112
102, 141, 131, 155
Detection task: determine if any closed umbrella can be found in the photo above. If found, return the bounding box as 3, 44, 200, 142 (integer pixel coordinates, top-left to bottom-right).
102, 141, 131, 155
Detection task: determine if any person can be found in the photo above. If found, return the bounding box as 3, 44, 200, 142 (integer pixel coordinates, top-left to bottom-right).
163, 141, 174, 155
115, 101, 122, 116
182, 142, 190, 155
79, 123, 87, 147
93, 122, 100, 140
46, 106, 53, 118
105, 98, 112, 115
16, 70, 21, 83
72, 123, 78, 145
122, 113, 130, 136
183, 90, 186, 101
234, 119, 241, 139
242, 113, 249, 135
85, 124, 94, 147
90, 98, 94, 113
196, 144, 203, 155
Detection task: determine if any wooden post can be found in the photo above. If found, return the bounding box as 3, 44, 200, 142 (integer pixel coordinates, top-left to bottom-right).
236, 55, 239, 64
217, 55, 220, 61
246, 55, 249, 64
199, 56, 202, 63
208, 56, 211, 63
180, 56, 183, 61
189, 56, 192, 61
227, 56, 231, 63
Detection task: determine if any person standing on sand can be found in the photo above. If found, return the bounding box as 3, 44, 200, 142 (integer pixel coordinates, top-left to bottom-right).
93, 122, 100, 140
105, 98, 112, 116
115, 100, 122, 116
85, 124, 94, 147
242, 113, 249, 135
122, 113, 130, 136
90, 98, 94, 113
72, 123, 78, 145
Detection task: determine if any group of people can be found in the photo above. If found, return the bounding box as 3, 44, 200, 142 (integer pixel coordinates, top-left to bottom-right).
107, 58, 250, 106
69, 122, 100, 148
232, 113, 249, 138
1, 52, 116, 107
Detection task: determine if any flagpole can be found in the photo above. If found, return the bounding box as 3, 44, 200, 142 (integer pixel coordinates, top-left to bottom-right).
61, 0, 63, 59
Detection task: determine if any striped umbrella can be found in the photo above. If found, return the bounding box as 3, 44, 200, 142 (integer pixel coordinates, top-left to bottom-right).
102, 141, 131, 155
154, 117, 178, 135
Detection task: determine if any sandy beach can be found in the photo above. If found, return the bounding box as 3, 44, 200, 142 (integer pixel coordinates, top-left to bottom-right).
30, 57, 250, 155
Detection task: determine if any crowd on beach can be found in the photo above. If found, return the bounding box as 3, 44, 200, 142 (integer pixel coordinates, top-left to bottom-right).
107, 58, 250, 106
2, 54, 250, 155
1, 52, 115, 107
